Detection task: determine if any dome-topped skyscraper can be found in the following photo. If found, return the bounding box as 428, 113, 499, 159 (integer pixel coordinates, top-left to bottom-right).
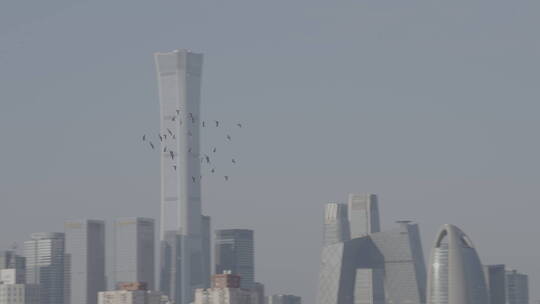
427, 224, 489, 304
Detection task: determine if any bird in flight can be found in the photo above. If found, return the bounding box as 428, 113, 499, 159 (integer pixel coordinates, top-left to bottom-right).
142, 135, 146, 141
172, 116, 176, 122
192, 176, 196, 183
212, 147, 217, 153
232, 159, 236, 164
158, 134, 163, 142
176, 109, 180, 115
167, 128, 173, 136
205, 155, 210, 163
149, 142, 155, 149
202, 121, 205, 127
163, 147, 167, 153
226, 135, 232, 141
237, 123, 242, 128
211, 168, 215, 173
214, 120, 219, 127
224, 176, 229, 181
172, 165, 177, 171
169, 151, 174, 160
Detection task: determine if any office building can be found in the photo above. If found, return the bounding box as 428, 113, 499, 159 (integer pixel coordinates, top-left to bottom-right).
252, 282, 265, 304
194, 274, 259, 304
484, 264, 506, 304
113, 218, 155, 289
24, 232, 65, 304
0, 251, 25, 284
266, 295, 301, 304
505, 270, 528, 304
426, 224, 488, 304
98, 282, 169, 304
317, 222, 426, 304
318, 194, 426, 304
323, 203, 350, 246
215, 229, 255, 289
155, 49, 210, 304
0, 269, 39, 304
347, 193, 380, 238
65, 219, 106, 304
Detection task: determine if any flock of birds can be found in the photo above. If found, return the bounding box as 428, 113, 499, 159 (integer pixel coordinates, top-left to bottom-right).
142, 107, 243, 183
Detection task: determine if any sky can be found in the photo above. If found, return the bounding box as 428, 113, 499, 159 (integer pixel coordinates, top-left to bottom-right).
0, 1, 539, 303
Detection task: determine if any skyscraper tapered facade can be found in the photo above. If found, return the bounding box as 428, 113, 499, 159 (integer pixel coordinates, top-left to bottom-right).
215, 229, 255, 289
427, 224, 488, 304
113, 218, 155, 289
155, 49, 210, 304
24, 232, 65, 304
65, 219, 106, 304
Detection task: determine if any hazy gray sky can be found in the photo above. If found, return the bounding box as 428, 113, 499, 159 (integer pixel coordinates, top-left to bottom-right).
1, 1, 539, 302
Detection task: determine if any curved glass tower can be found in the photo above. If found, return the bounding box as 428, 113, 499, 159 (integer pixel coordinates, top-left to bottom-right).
427, 224, 488, 304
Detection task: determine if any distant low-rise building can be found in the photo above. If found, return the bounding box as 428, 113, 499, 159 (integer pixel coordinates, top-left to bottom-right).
194, 273, 259, 304
0, 269, 39, 304
98, 282, 169, 304
506, 270, 529, 304
266, 294, 301, 304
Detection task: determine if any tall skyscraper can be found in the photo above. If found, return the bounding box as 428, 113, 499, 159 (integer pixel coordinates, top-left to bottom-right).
113, 218, 155, 289
323, 203, 350, 246
155, 49, 210, 304
426, 224, 488, 304
215, 229, 255, 289
505, 270, 529, 304
347, 193, 380, 238
65, 219, 106, 304
24, 232, 65, 304
484, 264, 506, 304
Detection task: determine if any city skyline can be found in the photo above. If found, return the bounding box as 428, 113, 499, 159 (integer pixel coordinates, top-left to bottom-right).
1, 2, 539, 303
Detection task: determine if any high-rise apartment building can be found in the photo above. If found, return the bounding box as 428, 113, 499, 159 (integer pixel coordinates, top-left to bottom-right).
113, 218, 155, 289
65, 219, 106, 304
266, 294, 301, 304
155, 49, 210, 304
484, 264, 506, 304
323, 203, 350, 246
24, 232, 65, 304
426, 224, 488, 304
215, 229, 255, 289
505, 270, 529, 304
347, 193, 380, 238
